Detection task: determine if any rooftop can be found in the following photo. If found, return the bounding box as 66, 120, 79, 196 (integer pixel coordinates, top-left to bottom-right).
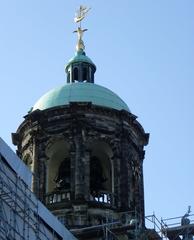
32, 82, 130, 112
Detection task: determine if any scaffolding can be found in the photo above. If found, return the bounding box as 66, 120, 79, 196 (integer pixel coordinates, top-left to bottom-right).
161, 210, 194, 240
145, 211, 194, 240
71, 210, 162, 240
0, 137, 77, 240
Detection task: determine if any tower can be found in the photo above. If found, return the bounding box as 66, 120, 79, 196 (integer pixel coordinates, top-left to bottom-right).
12, 7, 149, 240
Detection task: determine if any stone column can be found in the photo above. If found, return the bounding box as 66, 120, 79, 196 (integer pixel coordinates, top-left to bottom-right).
139, 158, 145, 227
83, 150, 90, 200
31, 134, 39, 197
120, 138, 130, 210
74, 134, 85, 200
38, 156, 46, 202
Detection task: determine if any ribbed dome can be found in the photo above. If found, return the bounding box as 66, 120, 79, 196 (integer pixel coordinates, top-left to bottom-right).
32, 82, 130, 112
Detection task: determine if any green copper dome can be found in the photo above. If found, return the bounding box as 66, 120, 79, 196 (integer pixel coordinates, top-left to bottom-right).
65, 50, 96, 72
32, 83, 130, 112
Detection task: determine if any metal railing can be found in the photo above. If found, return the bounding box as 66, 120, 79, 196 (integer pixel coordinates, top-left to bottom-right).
146, 214, 162, 232
90, 191, 113, 205
46, 190, 114, 205
45, 190, 71, 204
161, 213, 194, 228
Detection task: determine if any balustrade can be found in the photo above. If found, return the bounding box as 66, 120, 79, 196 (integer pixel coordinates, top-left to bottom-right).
46, 190, 114, 205
46, 190, 71, 204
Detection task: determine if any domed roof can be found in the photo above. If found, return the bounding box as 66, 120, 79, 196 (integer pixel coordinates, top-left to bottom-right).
65, 50, 96, 72
69, 52, 93, 64
32, 82, 130, 112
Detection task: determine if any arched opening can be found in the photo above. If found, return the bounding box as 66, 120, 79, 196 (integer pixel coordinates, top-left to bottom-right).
82, 67, 88, 81
73, 67, 78, 81
67, 70, 70, 83
90, 156, 106, 194
54, 157, 71, 190
89, 67, 93, 83
88, 141, 113, 204
45, 139, 71, 204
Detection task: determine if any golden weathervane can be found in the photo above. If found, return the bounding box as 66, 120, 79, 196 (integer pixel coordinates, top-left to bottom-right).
73, 6, 91, 51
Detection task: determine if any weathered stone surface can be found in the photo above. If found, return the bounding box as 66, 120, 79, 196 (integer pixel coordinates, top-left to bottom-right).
13, 103, 149, 239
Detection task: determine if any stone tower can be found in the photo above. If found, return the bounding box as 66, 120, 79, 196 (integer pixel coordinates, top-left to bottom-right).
12, 8, 149, 240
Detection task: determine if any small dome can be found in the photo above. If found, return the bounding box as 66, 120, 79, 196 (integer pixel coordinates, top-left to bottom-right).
32, 83, 130, 112
65, 50, 96, 72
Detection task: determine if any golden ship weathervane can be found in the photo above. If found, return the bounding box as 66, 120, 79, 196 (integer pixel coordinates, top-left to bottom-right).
73, 6, 91, 51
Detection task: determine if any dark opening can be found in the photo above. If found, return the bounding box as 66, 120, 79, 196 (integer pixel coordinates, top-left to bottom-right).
73, 67, 78, 81
67, 71, 70, 83
83, 67, 88, 81
54, 157, 71, 190
90, 156, 107, 195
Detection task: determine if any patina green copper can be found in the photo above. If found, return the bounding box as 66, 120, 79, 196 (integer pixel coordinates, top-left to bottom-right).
30, 6, 130, 113
65, 49, 96, 73
32, 83, 130, 112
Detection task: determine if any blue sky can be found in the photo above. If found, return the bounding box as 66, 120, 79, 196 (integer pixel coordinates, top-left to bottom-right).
0, 0, 194, 223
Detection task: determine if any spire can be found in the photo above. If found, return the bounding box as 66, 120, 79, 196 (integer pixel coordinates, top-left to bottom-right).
65, 6, 96, 84
73, 6, 91, 52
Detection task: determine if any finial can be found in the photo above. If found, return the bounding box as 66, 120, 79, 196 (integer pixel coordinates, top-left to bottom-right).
73, 6, 91, 52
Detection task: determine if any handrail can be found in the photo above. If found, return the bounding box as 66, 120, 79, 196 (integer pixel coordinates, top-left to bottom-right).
45, 190, 71, 204
145, 214, 162, 235
161, 213, 194, 228
45, 190, 114, 205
